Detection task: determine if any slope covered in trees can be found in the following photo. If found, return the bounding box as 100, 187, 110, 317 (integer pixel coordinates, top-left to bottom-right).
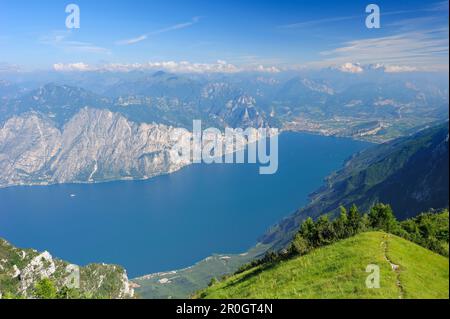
262, 123, 449, 249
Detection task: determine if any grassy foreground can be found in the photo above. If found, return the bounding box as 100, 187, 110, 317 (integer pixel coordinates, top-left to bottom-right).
197, 232, 449, 299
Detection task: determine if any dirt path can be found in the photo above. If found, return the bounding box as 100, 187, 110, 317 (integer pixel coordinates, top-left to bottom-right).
381, 235, 404, 299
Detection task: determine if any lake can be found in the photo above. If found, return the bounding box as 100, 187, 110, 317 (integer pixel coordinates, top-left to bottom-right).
0, 132, 369, 277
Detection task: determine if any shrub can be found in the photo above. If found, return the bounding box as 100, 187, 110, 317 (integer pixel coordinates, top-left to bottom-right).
290, 234, 311, 255
368, 203, 397, 233
33, 278, 58, 299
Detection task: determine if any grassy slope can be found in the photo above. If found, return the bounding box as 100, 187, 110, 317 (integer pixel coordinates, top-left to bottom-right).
198, 232, 449, 299
387, 234, 449, 298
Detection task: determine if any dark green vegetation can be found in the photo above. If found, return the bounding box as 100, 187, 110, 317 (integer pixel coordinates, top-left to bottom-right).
0, 238, 134, 299
262, 123, 449, 249
396, 210, 449, 256
2, 277, 86, 300
240, 204, 448, 273
197, 232, 449, 299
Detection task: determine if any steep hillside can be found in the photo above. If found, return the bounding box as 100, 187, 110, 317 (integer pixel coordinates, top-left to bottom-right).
0, 238, 134, 299
198, 232, 449, 299
262, 123, 449, 248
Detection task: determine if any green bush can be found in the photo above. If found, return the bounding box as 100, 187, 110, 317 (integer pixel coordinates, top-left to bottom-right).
33, 278, 58, 299
368, 203, 398, 232
291, 234, 311, 255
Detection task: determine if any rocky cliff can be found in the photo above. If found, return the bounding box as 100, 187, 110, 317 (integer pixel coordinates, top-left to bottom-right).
0, 108, 192, 188
0, 238, 134, 299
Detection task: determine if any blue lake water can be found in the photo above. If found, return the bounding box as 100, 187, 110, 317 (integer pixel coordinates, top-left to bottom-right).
0, 132, 369, 277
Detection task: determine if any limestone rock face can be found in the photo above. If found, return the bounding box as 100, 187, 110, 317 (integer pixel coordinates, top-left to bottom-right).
0, 108, 192, 188
19, 251, 56, 294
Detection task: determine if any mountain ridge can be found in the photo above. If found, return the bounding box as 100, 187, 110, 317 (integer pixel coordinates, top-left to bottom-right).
261, 122, 449, 249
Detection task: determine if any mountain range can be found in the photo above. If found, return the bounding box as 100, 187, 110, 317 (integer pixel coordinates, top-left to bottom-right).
1, 69, 448, 144
0, 69, 448, 189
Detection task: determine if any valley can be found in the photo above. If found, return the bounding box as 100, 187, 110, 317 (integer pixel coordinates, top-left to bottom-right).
1, 0, 448, 302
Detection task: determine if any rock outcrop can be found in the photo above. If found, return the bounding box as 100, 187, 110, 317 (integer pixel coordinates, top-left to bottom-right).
0, 238, 134, 299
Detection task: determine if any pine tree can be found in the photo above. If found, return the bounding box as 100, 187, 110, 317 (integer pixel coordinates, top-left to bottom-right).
333, 206, 348, 239
315, 215, 336, 245
347, 204, 361, 236
300, 217, 316, 243
368, 203, 397, 232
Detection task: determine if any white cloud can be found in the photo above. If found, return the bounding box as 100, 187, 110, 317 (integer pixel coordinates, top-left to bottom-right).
116, 35, 148, 45
116, 17, 201, 45
337, 62, 364, 73
383, 65, 418, 73
277, 8, 431, 30
335, 62, 420, 74
116, 60, 241, 73
53, 62, 92, 72
153, 16, 201, 34
254, 65, 281, 73
370, 64, 418, 73
52, 60, 281, 74
40, 31, 110, 55
313, 27, 448, 72
51, 61, 424, 74
279, 15, 360, 29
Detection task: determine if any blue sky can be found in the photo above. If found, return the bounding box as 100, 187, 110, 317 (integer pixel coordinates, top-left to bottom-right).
0, 0, 448, 72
